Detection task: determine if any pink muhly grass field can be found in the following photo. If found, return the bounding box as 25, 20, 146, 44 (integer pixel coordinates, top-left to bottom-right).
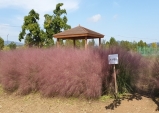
0, 47, 156, 98
0, 48, 103, 99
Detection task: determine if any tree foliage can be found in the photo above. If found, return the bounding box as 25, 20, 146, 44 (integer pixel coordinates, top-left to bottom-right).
100, 39, 106, 48
0, 37, 4, 50
80, 39, 85, 48
109, 37, 118, 46
19, 9, 43, 47
120, 40, 131, 51
88, 39, 95, 47
65, 39, 82, 48
8, 42, 16, 50
151, 42, 157, 48
137, 40, 147, 48
44, 3, 71, 47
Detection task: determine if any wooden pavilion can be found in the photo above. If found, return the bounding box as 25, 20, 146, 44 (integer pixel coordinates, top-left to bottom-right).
53, 25, 104, 49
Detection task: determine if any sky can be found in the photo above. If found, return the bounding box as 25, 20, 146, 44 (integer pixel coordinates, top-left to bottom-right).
0, 0, 159, 44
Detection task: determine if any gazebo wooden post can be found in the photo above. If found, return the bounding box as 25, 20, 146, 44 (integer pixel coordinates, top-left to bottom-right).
85, 37, 87, 49
73, 39, 76, 48
99, 38, 101, 47
57, 38, 60, 47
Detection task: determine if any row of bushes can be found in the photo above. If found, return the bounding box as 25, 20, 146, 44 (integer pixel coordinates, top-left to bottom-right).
0, 47, 158, 99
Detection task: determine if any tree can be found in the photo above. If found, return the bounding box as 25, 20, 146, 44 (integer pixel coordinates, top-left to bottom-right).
100, 39, 106, 48
44, 3, 71, 46
88, 39, 95, 47
0, 37, 4, 50
65, 39, 81, 48
80, 39, 85, 48
19, 9, 43, 47
65, 39, 73, 47
8, 42, 16, 50
131, 41, 138, 51
151, 42, 157, 48
109, 37, 118, 46
137, 40, 147, 48
105, 41, 110, 48
120, 40, 132, 51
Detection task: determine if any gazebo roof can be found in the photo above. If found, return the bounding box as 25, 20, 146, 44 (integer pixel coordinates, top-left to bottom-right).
53, 25, 104, 39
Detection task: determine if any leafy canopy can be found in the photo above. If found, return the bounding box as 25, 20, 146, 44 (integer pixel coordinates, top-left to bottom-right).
137, 40, 147, 48
19, 3, 71, 48
8, 42, 17, 50
151, 42, 157, 48
0, 37, 4, 50
19, 9, 43, 47
43, 3, 71, 47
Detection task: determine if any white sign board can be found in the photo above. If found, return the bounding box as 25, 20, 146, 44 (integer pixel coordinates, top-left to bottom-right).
108, 54, 118, 64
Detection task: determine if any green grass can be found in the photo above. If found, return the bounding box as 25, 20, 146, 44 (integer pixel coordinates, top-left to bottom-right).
99, 95, 113, 102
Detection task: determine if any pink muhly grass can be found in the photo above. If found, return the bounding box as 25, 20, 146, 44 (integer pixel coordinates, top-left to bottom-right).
0, 46, 153, 98
0, 48, 103, 99
95, 46, 144, 94
0, 50, 21, 92
37, 48, 103, 99
150, 56, 159, 95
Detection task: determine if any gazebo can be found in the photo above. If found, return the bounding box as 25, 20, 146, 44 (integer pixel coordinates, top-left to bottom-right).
53, 25, 104, 49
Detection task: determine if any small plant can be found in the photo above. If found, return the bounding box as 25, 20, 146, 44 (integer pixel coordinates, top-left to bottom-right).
99, 95, 112, 102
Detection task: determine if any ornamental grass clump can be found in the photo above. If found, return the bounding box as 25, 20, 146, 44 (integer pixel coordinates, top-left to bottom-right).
96, 46, 144, 94
151, 55, 159, 95
0, 47, 155, 98
0, 48, 103, 99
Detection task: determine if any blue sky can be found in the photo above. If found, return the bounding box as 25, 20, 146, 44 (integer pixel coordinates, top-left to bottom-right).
0, 0, 159, 44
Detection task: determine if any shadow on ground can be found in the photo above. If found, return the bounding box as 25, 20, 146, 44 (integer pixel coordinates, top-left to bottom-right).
152, 97, 159, 111
105, 93, 159, 111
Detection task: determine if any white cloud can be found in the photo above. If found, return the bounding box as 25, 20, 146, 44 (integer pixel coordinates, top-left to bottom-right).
89, 14, 101, 22
0, 0, 80, 13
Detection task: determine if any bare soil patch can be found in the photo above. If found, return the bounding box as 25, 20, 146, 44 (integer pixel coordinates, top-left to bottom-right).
0, 91, 159, 113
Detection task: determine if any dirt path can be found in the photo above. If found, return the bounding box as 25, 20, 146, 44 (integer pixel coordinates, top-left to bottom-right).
0, 92, 159, 113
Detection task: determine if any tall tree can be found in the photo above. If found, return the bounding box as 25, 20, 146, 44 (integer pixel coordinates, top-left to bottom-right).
44, 3, 71, 46
19, 9, 43, 47
0, 37, 4, 50
43, 14, 55, 46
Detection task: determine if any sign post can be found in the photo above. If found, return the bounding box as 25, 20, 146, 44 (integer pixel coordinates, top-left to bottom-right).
108, 54, 118, 96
